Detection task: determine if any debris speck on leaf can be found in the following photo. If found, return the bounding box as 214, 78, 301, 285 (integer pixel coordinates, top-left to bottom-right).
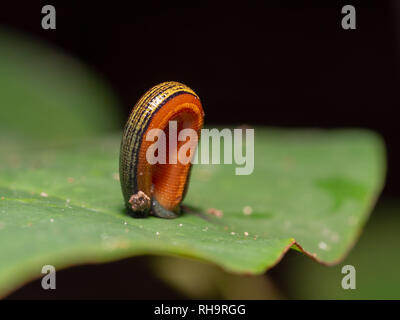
318, 241, 328, 250
243, 206, 253, 216
206, 208, 223, 218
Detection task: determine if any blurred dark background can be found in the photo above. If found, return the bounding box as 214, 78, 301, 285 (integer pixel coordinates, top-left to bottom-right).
1, 1, 399, 299
1, 1, 398, 196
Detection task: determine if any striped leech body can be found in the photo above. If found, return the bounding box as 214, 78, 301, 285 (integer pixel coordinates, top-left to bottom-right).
119, 82, 204, 218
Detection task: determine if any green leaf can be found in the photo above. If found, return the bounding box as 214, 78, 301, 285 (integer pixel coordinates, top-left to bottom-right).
0, 128, 385, 296
0, 28, 122, 141
281, 201, 400, 299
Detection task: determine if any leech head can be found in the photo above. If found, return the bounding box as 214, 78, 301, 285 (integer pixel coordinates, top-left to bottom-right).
128, 191, 151, 212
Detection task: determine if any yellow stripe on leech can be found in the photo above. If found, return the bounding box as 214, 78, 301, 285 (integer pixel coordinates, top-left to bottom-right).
126, 83, 199, 177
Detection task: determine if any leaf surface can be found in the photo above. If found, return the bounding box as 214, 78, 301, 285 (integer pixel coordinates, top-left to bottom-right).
0, 129, 385, 296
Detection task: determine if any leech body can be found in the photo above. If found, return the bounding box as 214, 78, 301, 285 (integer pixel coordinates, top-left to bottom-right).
119, 82, 204, 218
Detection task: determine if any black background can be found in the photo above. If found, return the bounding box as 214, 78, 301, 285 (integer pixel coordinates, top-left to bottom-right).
1, 1, 398, 298
1, 1, 398, 196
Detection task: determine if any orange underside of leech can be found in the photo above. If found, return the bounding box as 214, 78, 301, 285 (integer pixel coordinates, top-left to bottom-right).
137, 93, 203, 211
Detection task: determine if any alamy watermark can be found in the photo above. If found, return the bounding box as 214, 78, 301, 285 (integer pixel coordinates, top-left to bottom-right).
145, 121, 254, 175
41, 5, 56, 30
341, 264, 356, 290
41, 265, 56, 290
341, 5, 356, 30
